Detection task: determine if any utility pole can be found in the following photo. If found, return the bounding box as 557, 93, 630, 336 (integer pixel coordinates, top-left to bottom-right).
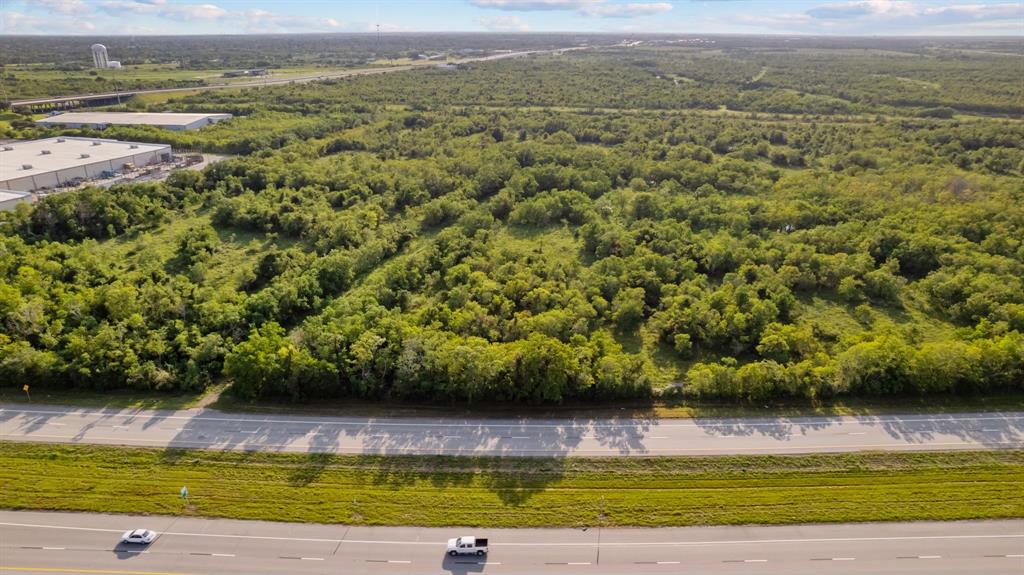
113, 67, 122, 107
0, 65, 9, 111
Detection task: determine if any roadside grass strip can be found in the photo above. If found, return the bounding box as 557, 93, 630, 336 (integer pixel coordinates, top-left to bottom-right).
1, 443, 1021, 528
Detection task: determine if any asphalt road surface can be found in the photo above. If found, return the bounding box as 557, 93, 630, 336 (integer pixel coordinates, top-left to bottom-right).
1, 404, 1022, 456
0, 511, 1020, 575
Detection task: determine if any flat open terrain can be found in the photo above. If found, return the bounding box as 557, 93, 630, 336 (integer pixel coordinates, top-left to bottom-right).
1, 442, 1021, 528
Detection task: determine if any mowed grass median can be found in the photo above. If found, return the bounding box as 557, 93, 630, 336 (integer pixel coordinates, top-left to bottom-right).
1, 442, 1021, 527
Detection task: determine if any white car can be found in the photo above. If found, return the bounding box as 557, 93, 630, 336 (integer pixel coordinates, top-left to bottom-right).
121, 529, 157, 544
447, 535, 488, 556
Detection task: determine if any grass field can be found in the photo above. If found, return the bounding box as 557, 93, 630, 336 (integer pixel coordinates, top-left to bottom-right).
1, 443, 1020, 527
0, 387, 213, 411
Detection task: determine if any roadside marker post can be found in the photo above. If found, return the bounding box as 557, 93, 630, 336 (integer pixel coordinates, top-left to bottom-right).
22, 384, 30, 401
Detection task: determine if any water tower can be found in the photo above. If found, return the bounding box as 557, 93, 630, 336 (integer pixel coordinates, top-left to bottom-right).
91, 44, 109, 69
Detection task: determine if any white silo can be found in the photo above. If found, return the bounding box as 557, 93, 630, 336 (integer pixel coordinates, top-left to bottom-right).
91, 44, 109, 69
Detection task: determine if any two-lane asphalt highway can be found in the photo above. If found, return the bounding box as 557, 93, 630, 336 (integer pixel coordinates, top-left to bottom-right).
0, 511, 1021, 574
1, 404, 1022, 456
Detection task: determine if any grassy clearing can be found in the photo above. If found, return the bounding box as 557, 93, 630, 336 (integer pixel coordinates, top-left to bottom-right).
0, 443, 1021, 527
0, 387, 212, 411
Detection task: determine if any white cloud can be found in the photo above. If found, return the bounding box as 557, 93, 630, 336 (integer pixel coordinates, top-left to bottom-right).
165, 3, 229, 20
1, 9, 100, 33
807, 0, 916, 19
12, 0, 353, 34
101, 1, 332, 27
472, 0, 672, 18
472, 0, 590, 9
476, 15, 531, 31
0, 11, 32, 30
917, 3, 1024, 24
807, 0, 1022, 24
734, 0, 1024, 34
97, 0, 227, 19
241, 9, 342, 33
730, 12, 815, 28
36, 0, 90, 14
582, 2, 671, 17
97, 0, 162, 15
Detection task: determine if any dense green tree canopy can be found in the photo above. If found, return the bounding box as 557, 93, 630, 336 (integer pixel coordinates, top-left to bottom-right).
1, 38, 1022, 404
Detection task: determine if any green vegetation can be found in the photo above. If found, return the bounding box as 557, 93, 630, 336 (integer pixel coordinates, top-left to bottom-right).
0, 33, 581, 70
325, 47, 1021, 118
0, 386, 214, 411
1, 442, 1020, 527
1, 63, 212, 101
3, 384, 1020, 420
207, 391, 1024, 420
0, 63, 358, 101
0, 34, 584, 102
1, 36, 1022, 407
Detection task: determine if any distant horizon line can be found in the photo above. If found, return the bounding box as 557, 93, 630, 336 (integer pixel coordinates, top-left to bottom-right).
2, 31, 1022, 39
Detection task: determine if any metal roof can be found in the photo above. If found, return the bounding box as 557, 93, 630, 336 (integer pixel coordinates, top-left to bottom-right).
0, 137, 169, 180
0, 190, 31, 203
35, 112, 232, 128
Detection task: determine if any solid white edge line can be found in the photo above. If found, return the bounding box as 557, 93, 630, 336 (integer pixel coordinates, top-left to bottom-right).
1, 522, 1022, 548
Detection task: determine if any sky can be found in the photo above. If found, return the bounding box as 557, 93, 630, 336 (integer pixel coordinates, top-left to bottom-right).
1, 0, 1021, 36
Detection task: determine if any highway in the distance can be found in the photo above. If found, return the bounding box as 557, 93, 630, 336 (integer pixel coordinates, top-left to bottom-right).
9, 46, 590, 108
1, 404, 1022, 456
0, 511, 1021, 575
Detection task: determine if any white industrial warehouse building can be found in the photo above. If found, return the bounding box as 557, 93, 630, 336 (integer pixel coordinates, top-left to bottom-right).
0, 189, 32, 211
35, 112, 233, 131
0, 137, 172, 192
